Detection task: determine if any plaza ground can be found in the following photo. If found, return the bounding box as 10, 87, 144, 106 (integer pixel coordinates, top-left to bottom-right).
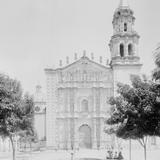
0, 148, 160, 160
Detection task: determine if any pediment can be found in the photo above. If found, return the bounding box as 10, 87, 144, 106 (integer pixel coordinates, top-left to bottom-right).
61, 56, 110, 73
57, 56, 112, 83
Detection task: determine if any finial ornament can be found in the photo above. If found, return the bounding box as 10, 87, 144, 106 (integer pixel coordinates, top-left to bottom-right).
66, 56, 69, 64
83, 50, 86, 57
106, 59, 109, 65
91, 53, 94, 60
59, 60, 62, 67
119, 0, 129, 8
36, 84, 42, 93
74, 53, 78, 60
99, 56, 103, 64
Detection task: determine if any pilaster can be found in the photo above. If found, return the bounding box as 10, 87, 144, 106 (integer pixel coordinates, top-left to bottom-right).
92, 119, 97, 149
45, 71, 58, 148
74, 119, 79, 149
67, 119, 71, 149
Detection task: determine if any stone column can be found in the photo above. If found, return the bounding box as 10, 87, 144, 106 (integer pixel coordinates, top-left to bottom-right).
96, 119, 101, 149
92, 88, 96, 112
63, 119, 68, 149
74, 120, 79, 149
97, 88, 100, 115
92, 119, 97, 149
56, 120, 60, 149
70, 119, 75, 149
67, 119, 71, 149
100, 118, 105, 149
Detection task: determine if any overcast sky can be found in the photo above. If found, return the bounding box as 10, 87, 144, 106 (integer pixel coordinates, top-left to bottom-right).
0, 0, 159, 94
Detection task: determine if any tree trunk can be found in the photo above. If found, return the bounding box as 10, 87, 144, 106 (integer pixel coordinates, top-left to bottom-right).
129, 139, 132, 160
30, 142, 32, 151
9, 136, 16, 160
144, 144, 147, 160
138, 138, 147, 160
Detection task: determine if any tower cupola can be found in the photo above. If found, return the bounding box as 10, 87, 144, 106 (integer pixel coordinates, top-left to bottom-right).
109, 0, 140, 65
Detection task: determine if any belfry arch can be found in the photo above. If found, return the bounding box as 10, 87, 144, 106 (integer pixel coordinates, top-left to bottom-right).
128, 43, 133, 55
120, 44, 124, 57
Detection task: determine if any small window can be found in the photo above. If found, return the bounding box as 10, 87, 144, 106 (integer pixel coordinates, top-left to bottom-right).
120, 44, 124, 57
124, 23, 127, 32
128, 44, 133, 55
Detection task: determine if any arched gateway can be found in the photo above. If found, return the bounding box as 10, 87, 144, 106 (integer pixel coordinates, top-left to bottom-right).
79, 125, 92, 149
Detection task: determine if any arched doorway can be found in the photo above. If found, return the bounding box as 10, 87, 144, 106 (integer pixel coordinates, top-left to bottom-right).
79, 125, 92, 149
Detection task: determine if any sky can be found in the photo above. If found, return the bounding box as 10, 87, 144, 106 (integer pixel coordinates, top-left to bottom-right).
0, 0, 160, 94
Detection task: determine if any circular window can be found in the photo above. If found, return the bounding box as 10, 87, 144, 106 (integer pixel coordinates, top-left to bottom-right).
35, 106, 40, 112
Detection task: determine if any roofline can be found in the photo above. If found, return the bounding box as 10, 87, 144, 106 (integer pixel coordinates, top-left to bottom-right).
45, 56, 111, 72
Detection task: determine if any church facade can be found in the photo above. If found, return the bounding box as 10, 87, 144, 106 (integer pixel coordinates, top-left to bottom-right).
34, 0, 147, 150
45, 55, 115, 149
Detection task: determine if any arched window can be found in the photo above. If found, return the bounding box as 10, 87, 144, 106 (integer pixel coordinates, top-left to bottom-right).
81, 100, 88, 112
128, 44, 133, 55
120, 44, 124, 57
124, 23, 127, 32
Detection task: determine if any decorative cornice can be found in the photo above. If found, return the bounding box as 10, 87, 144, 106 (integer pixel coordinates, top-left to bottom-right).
111, 62, 143, 67
111, 32, 140, 40
44, 56, 111, 73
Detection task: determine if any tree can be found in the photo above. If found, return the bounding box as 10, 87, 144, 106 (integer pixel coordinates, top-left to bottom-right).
152, 44, 160, 80
0, 74, 34, 160
106, 75, 160, 160
19, 131, 37, 151
19, 93, 36, 151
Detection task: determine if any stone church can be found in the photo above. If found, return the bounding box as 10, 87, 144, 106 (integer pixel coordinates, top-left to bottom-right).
34, 0, 152, 150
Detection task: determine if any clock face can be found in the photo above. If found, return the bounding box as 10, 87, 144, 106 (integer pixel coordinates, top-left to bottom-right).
35, 106, 40, 112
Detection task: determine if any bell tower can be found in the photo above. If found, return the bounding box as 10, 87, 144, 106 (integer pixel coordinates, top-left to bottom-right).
109, 0, 142, 95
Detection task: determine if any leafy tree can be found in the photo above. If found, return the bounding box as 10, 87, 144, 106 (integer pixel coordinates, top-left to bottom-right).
106, 75, 160, 160
153, 44, 160, 80
0, 74, 34, 160
19, 93, 35, 151
19, 131, 37, 151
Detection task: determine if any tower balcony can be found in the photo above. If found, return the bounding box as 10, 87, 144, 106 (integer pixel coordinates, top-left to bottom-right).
111, 56, 141, 66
